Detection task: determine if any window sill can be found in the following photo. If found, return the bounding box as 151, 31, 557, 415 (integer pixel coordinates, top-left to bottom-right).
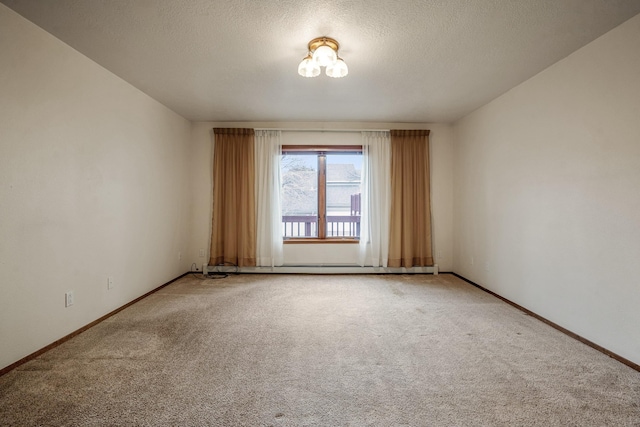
284, 238, 359, 244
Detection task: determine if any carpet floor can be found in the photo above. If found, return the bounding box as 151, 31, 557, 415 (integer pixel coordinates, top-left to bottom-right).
1, 273, 639, 426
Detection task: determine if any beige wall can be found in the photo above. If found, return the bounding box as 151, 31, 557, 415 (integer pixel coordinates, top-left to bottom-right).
0, 5, 192, 370
453, 14, 640, 364
188, 122, 454, 271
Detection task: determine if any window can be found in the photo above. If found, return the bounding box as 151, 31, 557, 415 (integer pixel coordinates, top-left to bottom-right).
281, 146, 362, 241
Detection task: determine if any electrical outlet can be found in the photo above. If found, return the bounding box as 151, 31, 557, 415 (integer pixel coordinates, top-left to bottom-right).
65, 291, 74, 307
107, 277, 114, 290
199, 249, 205, 258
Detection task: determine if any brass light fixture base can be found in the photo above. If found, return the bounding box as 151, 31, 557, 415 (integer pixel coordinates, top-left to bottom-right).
308, 37, 340, 53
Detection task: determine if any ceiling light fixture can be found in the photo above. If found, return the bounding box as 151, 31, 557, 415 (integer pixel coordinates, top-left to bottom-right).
298, 37, 348, 78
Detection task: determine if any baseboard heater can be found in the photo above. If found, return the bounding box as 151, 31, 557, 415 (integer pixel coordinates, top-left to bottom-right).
203, 264, 439, 275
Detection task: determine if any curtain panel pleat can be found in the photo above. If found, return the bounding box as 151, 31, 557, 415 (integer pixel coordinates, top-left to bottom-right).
255, 130, 284, 267
388, 129, 433, 268
210, 128, 256, 267
358, 131, 391, 267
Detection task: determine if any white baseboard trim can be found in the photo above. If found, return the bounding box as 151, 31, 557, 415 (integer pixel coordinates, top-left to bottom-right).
204, 264, 439, 275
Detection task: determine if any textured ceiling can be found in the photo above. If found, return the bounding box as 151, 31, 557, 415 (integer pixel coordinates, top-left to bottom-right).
3, 0, 640, 123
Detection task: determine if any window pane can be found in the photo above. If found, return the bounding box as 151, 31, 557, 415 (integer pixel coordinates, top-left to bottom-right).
281, 153, 318, 238
325, 153, 362, 238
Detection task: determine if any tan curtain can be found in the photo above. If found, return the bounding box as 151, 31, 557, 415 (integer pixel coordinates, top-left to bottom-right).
388, 130, 433, 268
210, 128, 256, 267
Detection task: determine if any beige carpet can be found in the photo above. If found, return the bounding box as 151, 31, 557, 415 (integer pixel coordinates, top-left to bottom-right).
1, 274, 639, 426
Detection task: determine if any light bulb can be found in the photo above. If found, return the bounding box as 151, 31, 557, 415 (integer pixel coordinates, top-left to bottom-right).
298, 55, 320, 77
312, 45, 337, 67
326, 58, 348, 78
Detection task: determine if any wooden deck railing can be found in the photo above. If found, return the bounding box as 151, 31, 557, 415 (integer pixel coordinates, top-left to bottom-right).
282, 215, 360, 238
282, 215, 317, 238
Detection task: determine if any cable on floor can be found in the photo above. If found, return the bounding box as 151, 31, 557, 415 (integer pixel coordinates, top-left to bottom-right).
190, 262, 239, 280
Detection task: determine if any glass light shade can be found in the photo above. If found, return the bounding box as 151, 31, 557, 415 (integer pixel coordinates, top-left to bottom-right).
312, 45, 337, 67
298, 56, 320, 77
325, 58, 348, 78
